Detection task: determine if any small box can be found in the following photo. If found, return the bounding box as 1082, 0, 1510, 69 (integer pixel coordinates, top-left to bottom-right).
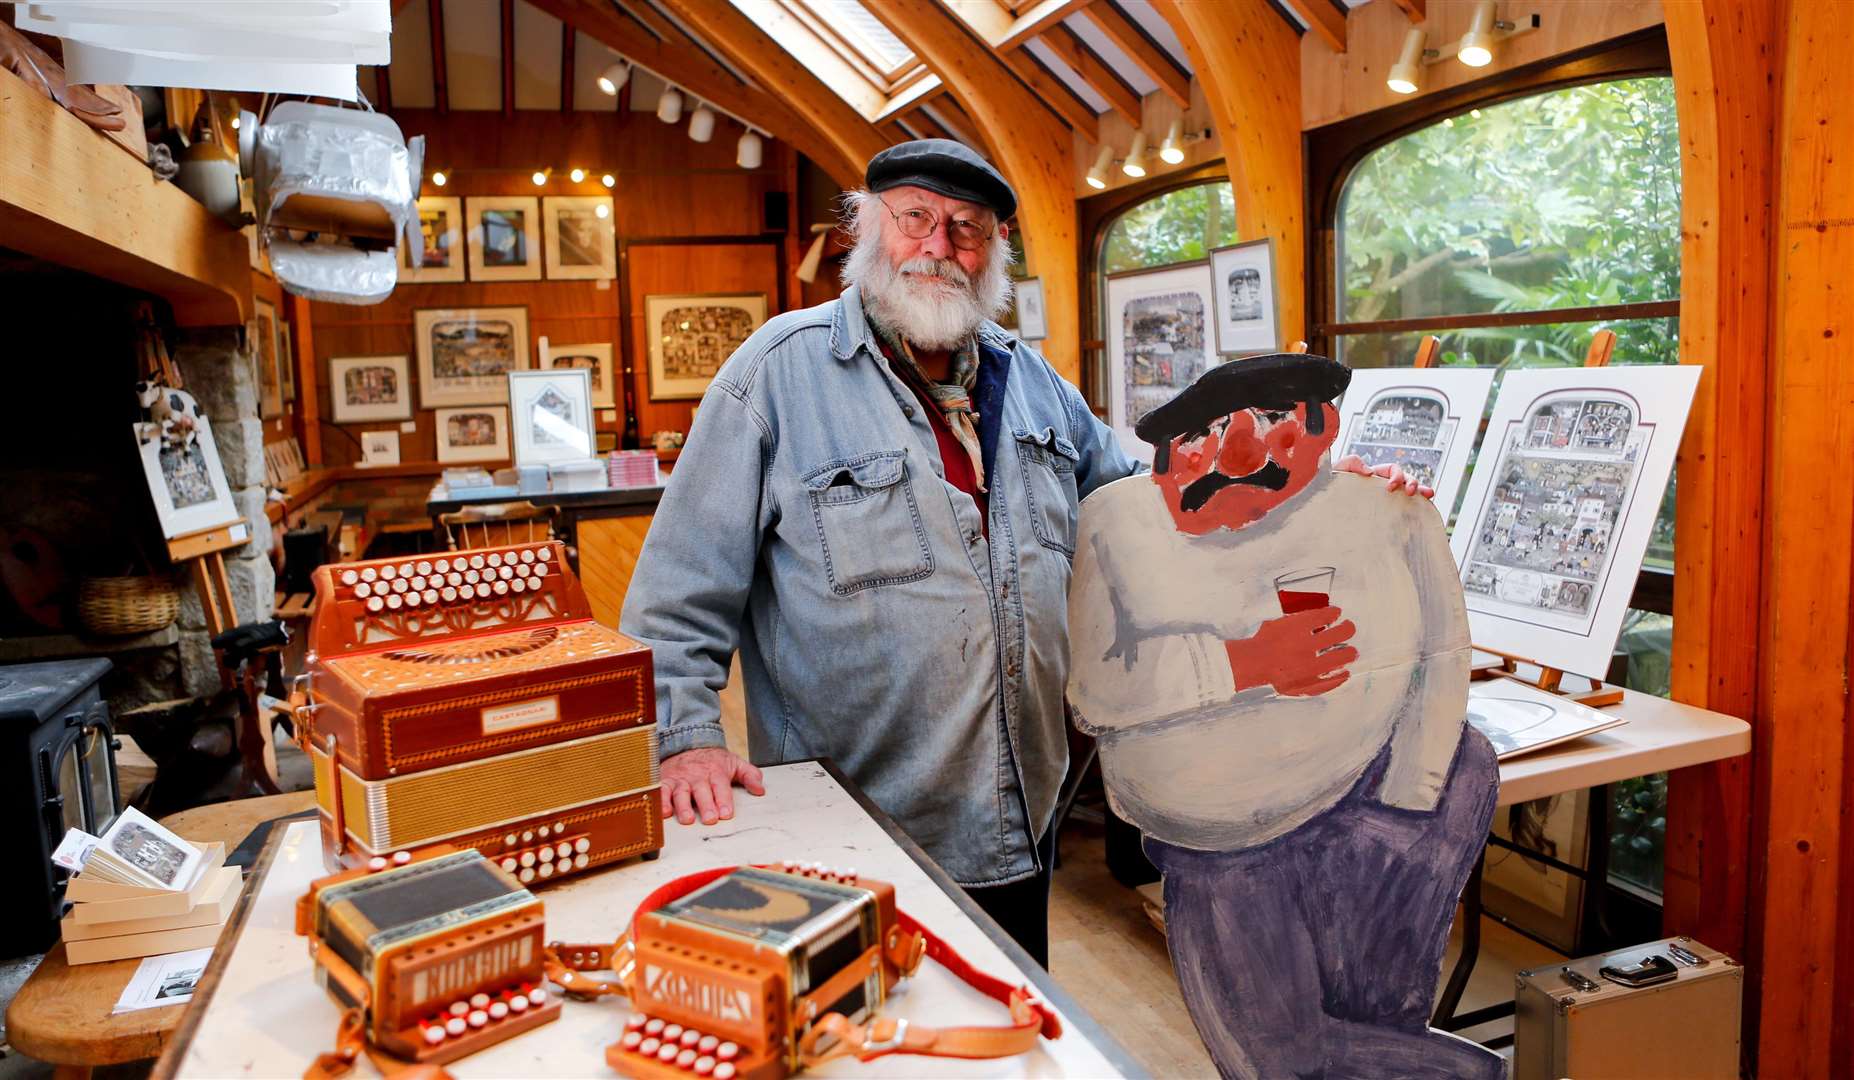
1515, 936, 1741, 1080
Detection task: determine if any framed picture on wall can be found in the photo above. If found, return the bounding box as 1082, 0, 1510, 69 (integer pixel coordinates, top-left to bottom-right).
360, 429, 402, 467
644, 293, 768, 400
279, 322, 296, 403
509, 369, 595, 467
1209, 238, 1280, 355
542, 196, 616, 280
329, 355, 413, 422
539, 339, 617, 409
465, 196, 542, 282
414, 307, 530, 407
434, 406, 511, 464
1103, 261, 1217, 460
134, 417, 240, 539
402, 195, 465, 284
253, 297, 283, 419
1015, 277, 1048, 341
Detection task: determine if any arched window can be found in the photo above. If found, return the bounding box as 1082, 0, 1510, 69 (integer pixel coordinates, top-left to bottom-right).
1100, 181, 1237, 275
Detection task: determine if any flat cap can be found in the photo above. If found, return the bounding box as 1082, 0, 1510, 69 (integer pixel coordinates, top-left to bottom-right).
866, 138, 1017, 219
1136, 353, 1352, 446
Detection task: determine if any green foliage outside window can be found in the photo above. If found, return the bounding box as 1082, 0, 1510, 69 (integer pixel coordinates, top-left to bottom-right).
1101, 182, 1238, 275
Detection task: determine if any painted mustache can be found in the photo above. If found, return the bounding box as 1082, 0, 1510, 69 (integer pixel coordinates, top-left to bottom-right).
1179, 460, 1291, 512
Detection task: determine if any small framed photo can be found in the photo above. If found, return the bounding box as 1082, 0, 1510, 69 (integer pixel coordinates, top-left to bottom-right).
402, 195, 465, 283
543, 196, 616, 280
509, 369, 596, 467
1104, 261, 1217, 455
1209, 238, 1280, 355
415, 307, 530, 407
135, 417, 240, 539
253, 297, 283, 419
539, 339, 617, 409
465, 196, 542, 282
434, 406, 511, 464
360, 429, 401, 467
1015, 277, 1048, 341
329, 355, 413, 422
644, 293, 768, 401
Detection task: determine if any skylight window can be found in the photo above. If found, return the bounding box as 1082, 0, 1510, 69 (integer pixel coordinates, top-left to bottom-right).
799, 0, 914, 74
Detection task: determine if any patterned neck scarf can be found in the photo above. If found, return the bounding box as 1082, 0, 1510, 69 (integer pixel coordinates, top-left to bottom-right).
870, 318, 987, 493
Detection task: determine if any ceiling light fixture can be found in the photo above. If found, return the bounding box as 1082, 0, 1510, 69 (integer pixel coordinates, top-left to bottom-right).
736, 129, 764, 170
657, 86, 683, 124
1387, 27, 1427, 93
688, 103, 716, 143
597, 61, 629, 96
569, 167, 586, 183
532, 169, 548, 186
1158, 120, 1185, 165
1086, 144, 1114, 189
1122, 131, 1148, 178
430, 169, 447, 187
601, 173, 616, 188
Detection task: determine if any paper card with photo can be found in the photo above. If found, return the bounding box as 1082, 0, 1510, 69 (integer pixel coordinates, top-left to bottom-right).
92, 807, 205, 891
401, 195, 465, 283
465, 196, 542, 282
1103, 262, 1218, 462
509, 369, 595, 467
1334, 366, 1496, 524
644, 293, 768, 400
1449, 365, 1701, 679
1209, 238, 1279, 355
539, 339, 617, 409
434, 406, 511, 464
415, 307, 530, 407
329, 355, 412, 422
360, 429, 401, 467
542, 196, 616, 280
135, 416, 240, 540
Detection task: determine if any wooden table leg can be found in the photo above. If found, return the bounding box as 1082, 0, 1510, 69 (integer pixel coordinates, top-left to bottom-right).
52, 1064, 94, 1080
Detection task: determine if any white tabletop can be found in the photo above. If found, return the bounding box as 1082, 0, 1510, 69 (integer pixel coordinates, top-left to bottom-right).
160, 762, 1138, 1079
1491, 678, 1750, 806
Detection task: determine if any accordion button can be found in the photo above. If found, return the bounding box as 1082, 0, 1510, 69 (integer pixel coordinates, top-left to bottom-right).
698, 1036, 718, 1054
645, 1018, 665, 1036
519, 867, 534, 883
658, 1043, 680, 1063
520, 851, 535, 867
539, 547, 553, 561
361, 567, 377, 582
386, 594, 403, 610
528, 987, 548, 1006
679, 1029, 701, 1048
555, 821, 566, 833
556, 842, 572, 859
390, 578, 406, 593
501, 565, 516, 580
399, 563, 415, 578
678, 1049, 698, 1069
520, 548, 535, 562
538, 847, 554, 862
354, 583, 371, 599
713, 1063, 736, 1080
465, 569, 480, 585
340, 570, 359, 585
422, 1025, 445, 1045
510, 579, 528, 594
489, 1001, 508, 1020
416, 561, 432, 575
663, 1024, 684, 1041
423, 590, 439, 605
393, 851, 412, 865
487, 552, 502, 567
626, 1013, 648, 1031
458, 584, 476, 601
447, 572, 461, 586
694, 1056, 715, 1075
494, 581, 509, 596
639, 1038, 661, 1056
471, 993, 490, 1009
717, 1042, 739, 1061
622, 1032, 643, 1050
505, 833, 519, 847
450, 1001, 469, 1017
380, 564, 396, 580
435, 558, 451, 573
410, 575, 427, 590
470, 555, 486, 570
575, 854, 589, 870
442, 587, 457, 603
368, 857, 387, 871
510, 994, 529, 1013
445, 1017, 466, 1037
366, 596, 383, 613
500, 858, 517, 872
538, 862, 555, 878
468, 1010, 488, 1028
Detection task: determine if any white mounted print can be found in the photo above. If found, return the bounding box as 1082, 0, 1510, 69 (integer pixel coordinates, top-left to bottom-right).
1449, 365, 1701, 680
1104, 261, 1217, 461
1015, 277, 1048, 341
135, 416, 240, 539
1209, 238, 1279, 355
328, 355, 412, 422
465, 196, 542, 282
1334, 366, 1496, 524
542, 196, 616, 280
508, 369, 595, 467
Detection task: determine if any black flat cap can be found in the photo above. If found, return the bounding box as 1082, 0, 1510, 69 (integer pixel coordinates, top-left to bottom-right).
1136, 353, 1352, 447
867, 139, 1017, 219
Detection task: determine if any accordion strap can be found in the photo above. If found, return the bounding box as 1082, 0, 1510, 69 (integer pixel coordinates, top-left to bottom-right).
304, 1006, 457, 1080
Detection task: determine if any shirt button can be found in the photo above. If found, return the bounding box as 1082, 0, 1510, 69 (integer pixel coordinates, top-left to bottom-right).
903, 404, 916, 417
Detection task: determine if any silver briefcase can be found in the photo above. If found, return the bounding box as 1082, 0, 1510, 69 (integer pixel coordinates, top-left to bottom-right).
1514, 936, 1741, 1080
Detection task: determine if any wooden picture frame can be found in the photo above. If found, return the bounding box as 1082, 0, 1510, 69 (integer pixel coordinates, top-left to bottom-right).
465, 196, 541, 282
414, 307, 530, 408
135, 417, 240, 540
1103, 261, 1217, 460
252, 297, 283, 419
542, 196, 616, 280
539, 340, 617, 410
328, 355, 413, 422
1015, 277, 1048, 341
401, 195, 465, 284
643, 292, 768, 401
434, 406, 510, 464
1209, 237, 1280, 355
360, 429, 402, 467
509, 369, 596, 467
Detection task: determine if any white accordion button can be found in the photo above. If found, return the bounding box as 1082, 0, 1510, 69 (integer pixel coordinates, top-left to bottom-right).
520, 851, 535, 867
385, 594, 402, 610
458, 584, 476, 600
468, 1010, 487, 1028
713, 1064, 736, 1080
445, 1017, 466, 1037
500, 858, 517, 872
447, 571, 462, 586
354, 582, 371, 599
391, 577, 407, 593
499, 564, 515, 580
366, 596, 384, 613
528, 987, 547, 1006
521, 548, 537, 562
694, 1056, 715, 1076
679, 1029, 702, 1048
522, 830, 535, 842
449, 1002, 469, 1017
435, 558, 451, 573
409, 575, 426, 590
677, 1049, 698, 1069
423, 589, 439, 605
657, 1043, 680, 1063
698, 1035, 718, 1054
464, 569, 480, 584
622, 1031, 643, 1050
538, 862, 554, 878
519, 867, 534, 882
423, 1026, 445, 1045
441, 586, 457, 603
538, 846, 554, 862
716, 1042, 739, 1061
487, 552, 502, 567
402, 592, 421, 609
537, 825, 551, 838
509, 994, 529, 1013
663, 1024, 684, 1041
469, 554, 485, 569
555, 842, 572, 859
626, 1013, 648, 1031
470, 993, 490, 1009
367, 857, 387, 871
574, 853, 589, 869
340, 569, 358, 585
510, 578, 528, 594
554, 821, 565, 833
494, 580, 509, 596
399, 563, 415, 579
360, 566, 378, 582
645, 1018, 665, 1035
505, 832, 519, 846
416, 560, 432, 575
488, 1001, 508, 1020
639, 1037, 661, 1056
380, 564, 396, 580
393, 851, 412, 865
538, 547, 553, 561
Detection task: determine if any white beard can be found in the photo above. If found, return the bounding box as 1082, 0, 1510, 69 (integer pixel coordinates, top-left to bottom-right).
844, 232, 1014, 351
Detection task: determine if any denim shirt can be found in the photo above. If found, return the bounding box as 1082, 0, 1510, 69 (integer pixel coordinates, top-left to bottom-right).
619, 286, 1140, 886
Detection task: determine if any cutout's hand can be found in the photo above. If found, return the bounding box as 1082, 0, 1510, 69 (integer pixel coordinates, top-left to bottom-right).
659, 747, 766, 825
1225, 606, 1359, 697
1334, 454, 1435, 500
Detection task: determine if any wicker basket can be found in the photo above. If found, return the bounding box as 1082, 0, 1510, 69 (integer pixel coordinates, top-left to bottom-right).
76, 575, 180, 637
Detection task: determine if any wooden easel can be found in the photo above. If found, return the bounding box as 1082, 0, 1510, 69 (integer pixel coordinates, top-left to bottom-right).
1469, 328, 1625, 708
1412, 334, 1442, 368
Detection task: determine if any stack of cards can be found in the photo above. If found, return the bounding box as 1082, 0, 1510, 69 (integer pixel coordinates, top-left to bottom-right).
54, 809, 244, 965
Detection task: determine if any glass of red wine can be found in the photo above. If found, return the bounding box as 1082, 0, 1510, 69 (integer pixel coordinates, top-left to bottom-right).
1274, 567, 1336, 616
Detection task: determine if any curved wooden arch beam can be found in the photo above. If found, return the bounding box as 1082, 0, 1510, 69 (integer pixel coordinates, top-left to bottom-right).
1149, 0, 1305, 344
868, 0, 1083, 382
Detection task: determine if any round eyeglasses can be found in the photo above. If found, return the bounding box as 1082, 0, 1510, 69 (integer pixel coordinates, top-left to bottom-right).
880, 198, 996, 251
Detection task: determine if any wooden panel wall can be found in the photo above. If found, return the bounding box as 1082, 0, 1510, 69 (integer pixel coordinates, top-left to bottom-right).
301, 108, 798, 468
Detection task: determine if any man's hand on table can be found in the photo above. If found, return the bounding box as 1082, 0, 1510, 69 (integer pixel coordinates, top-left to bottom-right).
659, 747, 766, 825
1334, 454, 1435, 499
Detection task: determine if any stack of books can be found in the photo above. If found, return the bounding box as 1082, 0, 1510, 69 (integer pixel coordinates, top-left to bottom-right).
56, 809, 244, 965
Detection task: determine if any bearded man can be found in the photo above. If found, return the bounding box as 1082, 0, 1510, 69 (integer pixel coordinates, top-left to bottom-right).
619, 140, 1139, 962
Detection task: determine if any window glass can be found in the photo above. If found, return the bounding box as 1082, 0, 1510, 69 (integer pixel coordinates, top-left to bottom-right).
1101, 182, 1238, 275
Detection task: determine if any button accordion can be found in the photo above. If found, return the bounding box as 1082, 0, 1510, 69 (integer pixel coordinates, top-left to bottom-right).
297, 540, 662, 883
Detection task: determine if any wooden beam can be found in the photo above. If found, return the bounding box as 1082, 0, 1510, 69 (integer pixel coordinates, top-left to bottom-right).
946, 0, 1094, 52
1080, 0, 1189, 107
865, 0, 1081, 383
289, 292, 323, 466
906, 106, 956, 143
561, 19, 575, 112
652, 0, 888, 185
1390, 0, 1424, 22
878, 119, 910, 142
375, 64, 394, 112
428, 0, 449, 114
1280, 0, 1346, 53
1000, 47, 1099, 140
501, 0, 516, 117
1041, 24, 1141, 125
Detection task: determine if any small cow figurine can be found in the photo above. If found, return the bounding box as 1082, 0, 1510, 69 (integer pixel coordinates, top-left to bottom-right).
135, 380, 205, 450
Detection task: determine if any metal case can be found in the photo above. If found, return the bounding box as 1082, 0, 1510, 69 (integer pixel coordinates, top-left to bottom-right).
1515, 936, 1741, 1080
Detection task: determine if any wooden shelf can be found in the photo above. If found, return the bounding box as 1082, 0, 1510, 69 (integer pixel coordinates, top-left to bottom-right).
0, 624, 178, 664
0, 66, 249, 326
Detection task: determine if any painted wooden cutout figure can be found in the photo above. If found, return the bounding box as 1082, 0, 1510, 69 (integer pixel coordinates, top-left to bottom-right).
1067, 353, 1502, 1079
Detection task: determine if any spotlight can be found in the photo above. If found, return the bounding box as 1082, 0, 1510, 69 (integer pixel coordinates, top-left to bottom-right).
688, 103, 716, 143
1158, 120, 1185, 165
597, 61, 629, 96
567, 167, 584, 183
736, 129, 763, 170
595, 203, 610, 219
657, 86, 683, 124
1086, 144, 1114, 189
1459, 1, 1497, 66
532, 169, 548, 186
1387, 27, 1425, 93
230, 115, 240, 130
431, 170, 448, 187
1122, 131, 1148, 178
601, 173, 616, 188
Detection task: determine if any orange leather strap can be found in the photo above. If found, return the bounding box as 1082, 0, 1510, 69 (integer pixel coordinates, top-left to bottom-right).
305, 1006, 459, 1080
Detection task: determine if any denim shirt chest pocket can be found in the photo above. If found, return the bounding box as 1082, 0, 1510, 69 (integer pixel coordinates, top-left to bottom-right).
802, 449, 935, 595
1013, 427, 1081, 556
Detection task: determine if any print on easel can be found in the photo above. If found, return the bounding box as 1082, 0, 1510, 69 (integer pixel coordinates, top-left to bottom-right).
1334, 367, 1495, 523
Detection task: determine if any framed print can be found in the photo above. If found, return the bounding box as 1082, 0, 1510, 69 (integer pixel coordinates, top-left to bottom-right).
1103, 262, 1217, 460
414, 307, 530, 407
1449, 365, 1701, 679
401, 195, 465, 283
644, 293, 768, 400
135, 417, 240, 539
280, 324, 296, 402
1015, 277, 1048, 341
1209, 238, 1279, 355
465, 196, 541, 282
253, 297, 283, 419
509, 369, 595, 467
329, 355, 413, 422
360, 429, 401, 467
540, 339, 617, 409
1334, 366, 1497, 524
434, 406, 511, 464
542, 196, 616, 280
